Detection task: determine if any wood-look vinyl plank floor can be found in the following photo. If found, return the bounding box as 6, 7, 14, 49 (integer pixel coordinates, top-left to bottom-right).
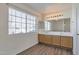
17, 43, 72, 55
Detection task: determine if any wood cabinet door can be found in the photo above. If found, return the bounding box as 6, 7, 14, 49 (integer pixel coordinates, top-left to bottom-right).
44, 35, 52, 44
38, 34, 52, 44
61, 36, 73, 48
52, 35, 61, 46
38, 34, 46, 43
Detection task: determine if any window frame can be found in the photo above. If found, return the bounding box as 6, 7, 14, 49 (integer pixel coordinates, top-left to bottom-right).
8, 7, 36, 35
45, 21, 51, 31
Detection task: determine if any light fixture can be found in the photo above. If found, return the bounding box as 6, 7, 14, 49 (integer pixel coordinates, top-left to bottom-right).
45, 13, 64, 21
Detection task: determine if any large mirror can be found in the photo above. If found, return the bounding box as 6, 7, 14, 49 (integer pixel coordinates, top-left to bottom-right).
38, 18, 70, 32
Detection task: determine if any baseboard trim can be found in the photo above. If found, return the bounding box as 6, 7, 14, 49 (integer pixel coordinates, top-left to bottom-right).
16, 42, 38, 55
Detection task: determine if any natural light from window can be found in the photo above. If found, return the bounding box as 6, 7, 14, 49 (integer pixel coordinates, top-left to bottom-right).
45, 21, 51, 31
8, 8, 36, 35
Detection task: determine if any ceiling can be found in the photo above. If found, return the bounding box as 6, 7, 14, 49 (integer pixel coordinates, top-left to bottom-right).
24, 3, 72, 15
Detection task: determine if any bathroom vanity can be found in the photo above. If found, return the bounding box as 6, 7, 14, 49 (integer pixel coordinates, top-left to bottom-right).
38, 32, 73, 49
38, 17, 73, 49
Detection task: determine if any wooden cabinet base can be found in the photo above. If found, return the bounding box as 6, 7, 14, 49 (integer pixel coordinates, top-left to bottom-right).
38, 34, 73, 49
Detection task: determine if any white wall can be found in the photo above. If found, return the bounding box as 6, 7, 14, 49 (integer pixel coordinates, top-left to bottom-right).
70, 4, 77, 55
75, 4, 79, 54
0, 3, 39, 55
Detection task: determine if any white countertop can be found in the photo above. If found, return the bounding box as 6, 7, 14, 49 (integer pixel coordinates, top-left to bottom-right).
38, 31, 73, 36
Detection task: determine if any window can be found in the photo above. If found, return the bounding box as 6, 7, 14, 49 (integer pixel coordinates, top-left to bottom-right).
8, 8, 36, 35
45, 21, 51, 31
27, 15, 36, 32
8, 8, 26, 34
